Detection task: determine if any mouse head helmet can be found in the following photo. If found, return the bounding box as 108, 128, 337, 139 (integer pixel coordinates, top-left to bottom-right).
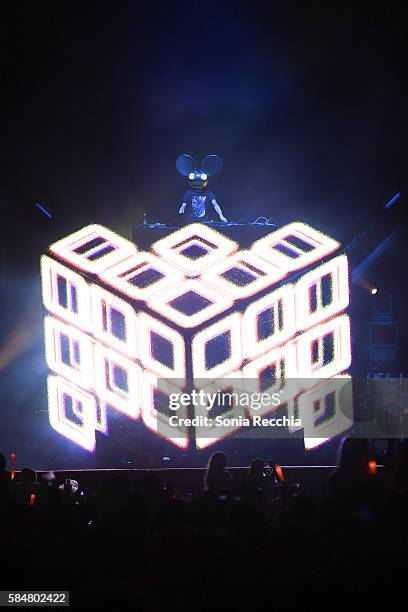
176, 154, 223, 189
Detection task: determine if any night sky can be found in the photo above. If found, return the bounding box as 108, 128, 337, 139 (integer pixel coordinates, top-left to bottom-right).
0, 2, 407, 467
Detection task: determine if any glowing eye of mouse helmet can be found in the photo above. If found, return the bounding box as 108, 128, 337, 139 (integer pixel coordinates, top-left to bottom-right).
176, 154, 223, 189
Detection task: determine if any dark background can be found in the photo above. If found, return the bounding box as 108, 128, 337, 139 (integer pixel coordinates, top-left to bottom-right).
0, 1, 406, 469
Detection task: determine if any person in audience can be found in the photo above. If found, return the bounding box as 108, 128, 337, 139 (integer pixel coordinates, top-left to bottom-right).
328, 437, 379, 511
14, 467, 38, 505
204, 451, 232, 495
247, 457, 264, 489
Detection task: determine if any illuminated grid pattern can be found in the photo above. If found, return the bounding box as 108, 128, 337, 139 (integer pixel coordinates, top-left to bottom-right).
41, 222, 351, 452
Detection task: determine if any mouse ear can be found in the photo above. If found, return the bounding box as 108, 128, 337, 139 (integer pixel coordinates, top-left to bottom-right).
201, 154, 223, 176
176, 154, 195, 177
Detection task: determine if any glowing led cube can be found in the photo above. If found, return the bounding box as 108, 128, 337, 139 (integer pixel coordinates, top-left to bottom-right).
41, 220, 352, 452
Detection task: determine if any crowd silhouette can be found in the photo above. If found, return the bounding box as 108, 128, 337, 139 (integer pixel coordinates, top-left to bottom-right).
1, 438, 407, 607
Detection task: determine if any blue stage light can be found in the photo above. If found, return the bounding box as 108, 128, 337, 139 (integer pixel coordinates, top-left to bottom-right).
384, 192, 400, 209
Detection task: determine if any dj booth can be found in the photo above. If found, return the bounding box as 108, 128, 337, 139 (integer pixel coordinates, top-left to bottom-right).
132, 220, 277, 250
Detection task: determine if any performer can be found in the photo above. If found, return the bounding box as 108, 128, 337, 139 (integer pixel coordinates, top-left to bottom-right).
176, 154, 228, 222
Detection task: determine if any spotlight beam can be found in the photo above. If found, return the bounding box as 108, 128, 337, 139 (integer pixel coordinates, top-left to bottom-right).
351, 227, 402, 283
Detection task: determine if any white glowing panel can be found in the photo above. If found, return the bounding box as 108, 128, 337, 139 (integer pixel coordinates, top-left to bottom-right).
141, 371, 188, 448
99, 251, 184, 301
299, 375, 353, 444
243, 343, 299, 416
251, 222, 340, 273
201, 250, 286, 299
41, 256, 92, 331
148, 279, 232, 329
95, 402, 108, 435
94, 344, 141, 418
304, 437, 330, 450
138, 312, 186, 380
47, 375, 97, 451
44, 316, 95, 390
286, 396, 303, 433
295, 255, 349, 331
151, 223, 238, 275
195, 372, 247, 449
90, 284, 139, 359
192, 312, 242, 381
242, 284, 296, 360
50, 224, 137, 274
296, 314, 351, 379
